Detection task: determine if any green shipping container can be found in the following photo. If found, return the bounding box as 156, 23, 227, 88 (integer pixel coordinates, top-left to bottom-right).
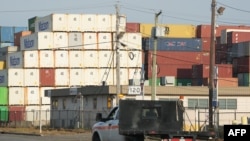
176, 78, 192, 86
0, 106, 8, 122
0, 87, 8, 105
148, 78, 161, 86
28, 16, 39, 32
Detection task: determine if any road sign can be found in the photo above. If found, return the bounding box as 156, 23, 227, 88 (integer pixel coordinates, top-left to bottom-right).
128, 86, 141, 95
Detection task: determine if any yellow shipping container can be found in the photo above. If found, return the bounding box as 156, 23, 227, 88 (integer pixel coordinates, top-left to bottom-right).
140, 23, 197, 38
0, 61, 5, 69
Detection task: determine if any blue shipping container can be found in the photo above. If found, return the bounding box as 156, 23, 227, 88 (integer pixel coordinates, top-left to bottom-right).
14, 26, 28, 33
0, 42, 14, 48
143, 37, 202, 52
0, 26, 14, 43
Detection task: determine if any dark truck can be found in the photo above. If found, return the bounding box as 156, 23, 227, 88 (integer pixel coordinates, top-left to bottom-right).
92, 99, 215, 141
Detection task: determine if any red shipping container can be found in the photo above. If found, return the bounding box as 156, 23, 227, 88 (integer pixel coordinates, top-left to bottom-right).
145, 51, 210, 65
197, 24, 250, 38
14, 30, 32, 46
126, 23, 140, 33
40, 68, 55, 86
145, 63, 192, 79
192, 77, 238, 87
8, 106, 26, 121
227, 31, 250, 44
237, 56, 250, 73
192, 64, 233, 78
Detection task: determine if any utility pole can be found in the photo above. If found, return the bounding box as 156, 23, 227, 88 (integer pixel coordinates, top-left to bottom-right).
151, 11, 162, 100
115, 3, 121, 105
209, 0, 216, 130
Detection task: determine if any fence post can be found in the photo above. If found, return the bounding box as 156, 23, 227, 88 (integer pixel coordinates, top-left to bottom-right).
198, 109, 200, 131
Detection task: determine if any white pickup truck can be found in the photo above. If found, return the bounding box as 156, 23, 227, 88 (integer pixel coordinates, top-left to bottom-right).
91, 100, 215, 141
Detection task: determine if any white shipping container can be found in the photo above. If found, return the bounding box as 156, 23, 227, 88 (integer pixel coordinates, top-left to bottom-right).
53, 32, 69, 49
69, 69, 84, 86
40, 87, 54, 104
83, 68, 99, 85
81, 14, 97, 32
25, 105, 50, 125
99, 68, 114, 85
54, 50, 69, 67
83, 51, 98, 68
112, 33, 127, 49
126, 33, 142, 50
97, 14, 112, 32
114, 68, 128, 85
114, 50, 128, 67
20, 32, 54, 50
127, 50, 142, 68
8, 87, 25, 105
68, 32, 83, 49
68, 14, 82, 32
35, 13, 68, 32
128, 68, 142, 80
111, 14, 126, 32
24, 87, 40, 105
7, 51, 39, 68
83, 33, 97, 49
98, 33, 112, 50
23, 69, 39, 86
68, 50, 84, 68
55, 69, 69, 86
39, 50, 54, 68
98, 51, 114, 68
0, 69, 24, 86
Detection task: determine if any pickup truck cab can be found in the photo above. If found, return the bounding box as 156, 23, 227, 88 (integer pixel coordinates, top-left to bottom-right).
91, 106, 144, 141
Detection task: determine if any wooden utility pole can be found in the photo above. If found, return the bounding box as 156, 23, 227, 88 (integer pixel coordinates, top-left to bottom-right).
209, 0, 216, 129
115, 4, 121, 105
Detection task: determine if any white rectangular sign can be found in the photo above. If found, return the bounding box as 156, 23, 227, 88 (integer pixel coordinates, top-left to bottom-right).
128, 86, 141, 95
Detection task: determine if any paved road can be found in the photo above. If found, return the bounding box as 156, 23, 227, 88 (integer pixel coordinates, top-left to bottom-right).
0, 133, 92, 141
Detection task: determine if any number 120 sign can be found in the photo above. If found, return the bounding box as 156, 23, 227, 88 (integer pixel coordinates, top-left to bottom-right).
128, 86, 141, 95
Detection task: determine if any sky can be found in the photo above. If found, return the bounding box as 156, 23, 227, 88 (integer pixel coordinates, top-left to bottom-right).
0, 0, 250, 27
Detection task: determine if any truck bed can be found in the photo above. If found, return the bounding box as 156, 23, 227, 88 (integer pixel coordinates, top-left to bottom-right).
119, 100, 185, 135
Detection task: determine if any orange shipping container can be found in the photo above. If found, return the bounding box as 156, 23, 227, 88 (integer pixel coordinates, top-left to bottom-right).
192, 77, 238, 87
14, 30, 32, 46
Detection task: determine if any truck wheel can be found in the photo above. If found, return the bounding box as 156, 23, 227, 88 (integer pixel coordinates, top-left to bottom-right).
92, 133, 101, 141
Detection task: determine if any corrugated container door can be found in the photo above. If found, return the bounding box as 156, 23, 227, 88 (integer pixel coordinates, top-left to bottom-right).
55, 69, 69, 86
24, 50, 39, 68
114, 50, 128, 67
127, 50, 142, 68
114, 68, 128, 85
0, 87, 8, 105
126, 23, 140, 33
0, 106, 8, 122
28, 16, 39, 32
53, 32, 68, 49
7, 51, 23, 68
165, 24, 196, 38
111, 14, 126, 32
8, 87, 24, 105
128, 68, 141, 80
54, 50, 69, 68
83, 33, 97, 49
83, 51, 98, 68
140, 23, 153, 37
24, 87, 40, 105
68, 50, 83, 68
0, 26, 14, 43
126, 33, 142, 50
97, 14, 112, 32
68, 14, 82, 32
8, 69, 24, 86
99, 68, 114, 85
9, 106, 26, 121
98, 51, 114, 68
39, 87, 54, 105
97, 33, 112, 50
83, 68, 99, 85
39, 50, 55, 68
69, 69, 84, 86
68, 32, 83, 49
25, 105, 39, 122
24, 69, 39, 86
39, 68, 55, 87
81, 14, 97, 32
